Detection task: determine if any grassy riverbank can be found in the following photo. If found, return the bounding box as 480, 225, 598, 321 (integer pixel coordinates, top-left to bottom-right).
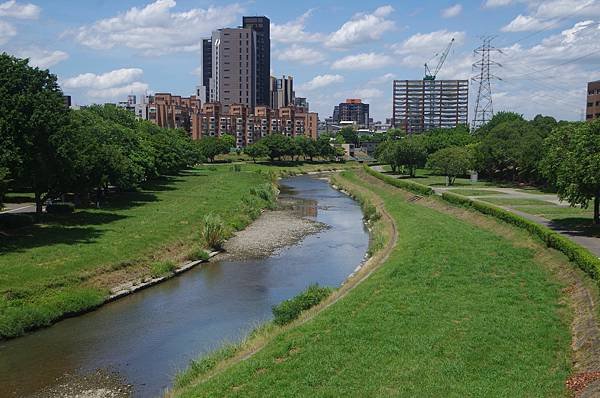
172, 169, 574, 397
0, 165, 280, 338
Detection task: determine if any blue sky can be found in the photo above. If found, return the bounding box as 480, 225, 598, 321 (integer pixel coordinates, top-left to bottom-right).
1, 0, 599, 122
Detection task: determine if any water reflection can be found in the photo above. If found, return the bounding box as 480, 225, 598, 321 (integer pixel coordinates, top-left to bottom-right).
0, 175, 369, 397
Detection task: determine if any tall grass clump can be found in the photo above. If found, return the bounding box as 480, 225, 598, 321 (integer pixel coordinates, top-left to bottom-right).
250, 183, 277, 209
150, 260, 177, 278
201, 214, 226, 250
272, 284, 333, 326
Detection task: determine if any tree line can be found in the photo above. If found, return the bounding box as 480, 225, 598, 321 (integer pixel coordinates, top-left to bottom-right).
375, 114, 600, 224
244, 134, 343, 162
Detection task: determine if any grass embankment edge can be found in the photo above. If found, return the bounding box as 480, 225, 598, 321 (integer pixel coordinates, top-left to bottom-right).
168, 171, 397, 395
0, 170, 279, 340
366, 164, 600, 287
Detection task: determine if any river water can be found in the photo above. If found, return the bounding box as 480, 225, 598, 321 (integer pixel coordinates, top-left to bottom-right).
0, 175, 369, 397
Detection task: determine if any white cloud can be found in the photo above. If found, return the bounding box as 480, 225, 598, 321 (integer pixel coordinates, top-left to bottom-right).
69, 0, 243, 55
501, 14, 558, 32
495, 20, 600, 119
63, 68, 144, 89
17, 48, 69, 68
88, 82, 150, 99
276, 45, 325, 65
442, 4, 463, 18
331, 53, 393, 70
484, 0, 516, 7
271, 10, 323, 44
299, 74, 344, 91
325, 5, 395, 49
0, 20, 15, 44
367, 73, 396, 85
501, 0, 600, 32
0, 0, 40, 19
352, 87, 384, 99
391, 30, 465, 68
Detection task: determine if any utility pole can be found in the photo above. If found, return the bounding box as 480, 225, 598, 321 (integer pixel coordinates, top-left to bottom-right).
471, 36, 502, 133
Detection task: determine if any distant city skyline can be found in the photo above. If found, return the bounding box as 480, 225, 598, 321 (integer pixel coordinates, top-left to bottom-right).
2, 0, 600, 121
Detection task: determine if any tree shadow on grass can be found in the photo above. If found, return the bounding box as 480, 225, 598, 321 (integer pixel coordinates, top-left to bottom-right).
548, 218, 600, 238
0, 211, 128, 254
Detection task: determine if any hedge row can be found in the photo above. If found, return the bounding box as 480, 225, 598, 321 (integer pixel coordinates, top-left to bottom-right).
442, 191, 600, 283
364, 165, 434, 196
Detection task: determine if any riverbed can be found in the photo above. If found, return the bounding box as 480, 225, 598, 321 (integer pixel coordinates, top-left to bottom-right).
0, 175, 369, 397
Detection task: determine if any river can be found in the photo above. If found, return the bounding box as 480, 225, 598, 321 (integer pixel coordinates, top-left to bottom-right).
0, 174, 369, 397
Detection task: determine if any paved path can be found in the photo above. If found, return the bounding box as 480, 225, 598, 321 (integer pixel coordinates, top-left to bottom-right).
0, 202, 36, 214
370, 165, 600, 258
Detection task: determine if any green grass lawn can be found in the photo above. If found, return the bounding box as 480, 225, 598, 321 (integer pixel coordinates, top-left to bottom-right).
513, 205, 594, 220
0, 165, 274, 338
478, 197, 555, 206
174, 170, 571, 397
447, 188, 507, 196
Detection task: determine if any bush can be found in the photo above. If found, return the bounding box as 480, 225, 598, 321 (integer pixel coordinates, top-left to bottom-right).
272, 284, 333, 326
188, 247, 210, 261
441, 191, 600, 283
230, 164, 242, 172
201, 214, 226, 250
46, 202, 75, 214
364, 164, 434, 196
250, 183, 277, 206
0, 213, 35, 229
150, 260, 177, 278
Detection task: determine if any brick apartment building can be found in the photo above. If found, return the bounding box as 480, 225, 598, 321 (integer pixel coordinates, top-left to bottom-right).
148, 93, 202, 132
332, 98, 370, 127
193, 102, 318, 147
586, 80, 600, 121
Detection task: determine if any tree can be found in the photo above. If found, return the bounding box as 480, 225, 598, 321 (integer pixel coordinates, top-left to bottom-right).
395, 138, 427, 177
244, 143, 268, 163
0, 53, 69, 214
421, 125, 473, 155
426, 146, 473, 186
221, 134, 236, 151
260, 134, 291, 161
0, 167, 8, 208
315, 136, 334, 159
375, 141, 399, 173
196, 136, 229, 162
541, 121, 600, 224
339, 126, 359, 145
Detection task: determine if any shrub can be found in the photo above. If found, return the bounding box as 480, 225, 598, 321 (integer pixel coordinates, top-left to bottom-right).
364, 164, 433, 196
0, 213, 35, 229
250, 183, 277, 206
230, 164, 242, 172
272, 284, 333, 326
441, 191, 600, 283
46, 202, 75, 214
188, 247, 210, 261
150, 260, 177, 278
201, 214, 226, 250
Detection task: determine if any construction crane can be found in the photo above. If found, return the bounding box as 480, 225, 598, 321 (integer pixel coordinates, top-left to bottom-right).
424, 38, 455, 80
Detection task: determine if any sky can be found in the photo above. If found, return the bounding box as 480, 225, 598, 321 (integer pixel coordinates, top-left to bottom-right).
1, 0, 599, 122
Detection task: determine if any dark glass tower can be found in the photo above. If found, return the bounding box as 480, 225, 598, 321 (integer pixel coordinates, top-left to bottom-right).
201, 38, 212, 103
243, 16, 270, 107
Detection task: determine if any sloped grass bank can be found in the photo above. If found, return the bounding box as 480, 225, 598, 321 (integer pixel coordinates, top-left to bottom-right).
172, 170, 572, 397
0, 166, 275, 339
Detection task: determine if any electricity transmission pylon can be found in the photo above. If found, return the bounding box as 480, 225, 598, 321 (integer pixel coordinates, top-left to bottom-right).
471, 36, 502, 132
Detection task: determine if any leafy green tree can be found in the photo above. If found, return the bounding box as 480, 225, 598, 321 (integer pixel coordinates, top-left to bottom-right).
421, 125, 473, 155
541, 121, 600, 224
221, 134, 236, 151
259, 134, 291, 161
395, 138, 427, 177
0, 167, 8, 208
315, 136, 334, 159
0, 53, 69, 214
426, 146, 473, 186
196, 136, 229, 162
375, 141, 399, 173
244, 143, 268, 163
339, 126, 359, 145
